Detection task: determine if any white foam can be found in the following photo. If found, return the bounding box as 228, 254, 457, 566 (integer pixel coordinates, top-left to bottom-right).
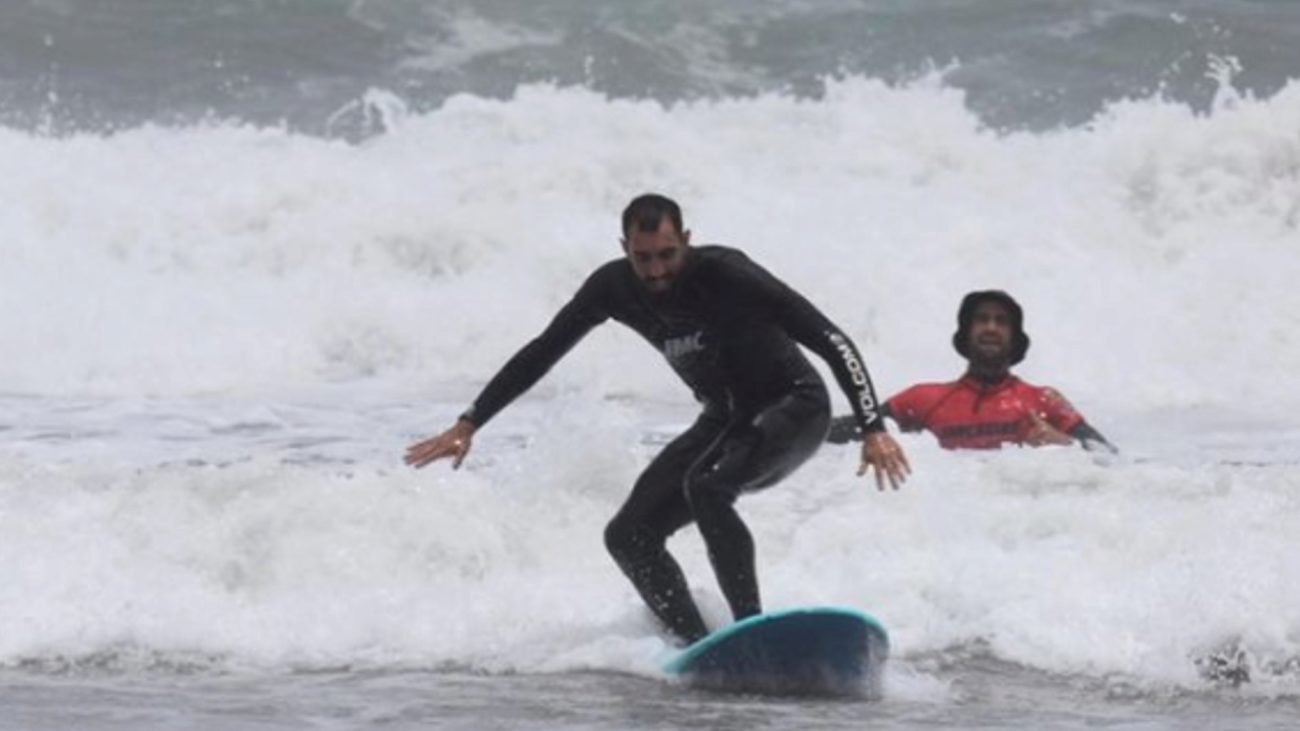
1, 395, 1297, 689
1, 75, 1296, 416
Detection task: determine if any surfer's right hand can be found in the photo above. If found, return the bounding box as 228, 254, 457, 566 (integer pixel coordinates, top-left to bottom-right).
405, 419, 476, 469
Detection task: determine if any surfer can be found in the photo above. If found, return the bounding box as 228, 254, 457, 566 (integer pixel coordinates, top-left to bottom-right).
827, 290, 1115, 452
405, 193, 910, 644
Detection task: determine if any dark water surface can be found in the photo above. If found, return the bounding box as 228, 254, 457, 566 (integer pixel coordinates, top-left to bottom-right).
3, 0, 1298, 136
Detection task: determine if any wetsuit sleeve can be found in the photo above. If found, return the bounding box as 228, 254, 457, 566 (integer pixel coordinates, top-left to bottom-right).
459, 269, 611, 428
722, 255, 886, 433
1071, 422, 1118, 454
826, 402, 894, 444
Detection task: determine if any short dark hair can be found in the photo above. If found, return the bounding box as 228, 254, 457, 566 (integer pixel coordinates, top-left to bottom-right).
621, 193, 683, 238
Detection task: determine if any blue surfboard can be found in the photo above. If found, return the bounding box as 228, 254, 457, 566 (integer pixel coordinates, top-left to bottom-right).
663, 606, 889, 696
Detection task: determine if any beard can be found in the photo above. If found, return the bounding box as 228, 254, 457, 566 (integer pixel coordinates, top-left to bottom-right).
967, 342, 1011, 371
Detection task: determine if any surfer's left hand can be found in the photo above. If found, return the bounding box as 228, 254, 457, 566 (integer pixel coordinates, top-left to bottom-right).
859, 432, 910, 491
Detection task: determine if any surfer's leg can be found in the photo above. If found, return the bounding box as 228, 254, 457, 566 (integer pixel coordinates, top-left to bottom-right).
684, 387, 830, 621
604, 413, 725, 644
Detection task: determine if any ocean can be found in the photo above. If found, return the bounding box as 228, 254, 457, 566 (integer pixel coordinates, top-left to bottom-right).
2, 0, 1298, 728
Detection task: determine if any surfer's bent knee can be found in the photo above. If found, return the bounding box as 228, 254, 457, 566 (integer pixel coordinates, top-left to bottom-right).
604, 516, 660, 563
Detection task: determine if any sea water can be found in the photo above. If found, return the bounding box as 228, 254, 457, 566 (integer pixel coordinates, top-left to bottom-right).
2, 1, 1299, 728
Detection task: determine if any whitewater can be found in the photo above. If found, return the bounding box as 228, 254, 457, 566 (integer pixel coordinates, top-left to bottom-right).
3, 73, 1299, 728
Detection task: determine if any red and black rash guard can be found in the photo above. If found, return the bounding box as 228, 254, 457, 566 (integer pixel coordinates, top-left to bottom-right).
460, 245, 884, 433
889, 374, 1084, 450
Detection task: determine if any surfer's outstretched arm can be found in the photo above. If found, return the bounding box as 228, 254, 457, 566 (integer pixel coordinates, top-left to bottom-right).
403, 267, 612, 469
717, 254, 909, 489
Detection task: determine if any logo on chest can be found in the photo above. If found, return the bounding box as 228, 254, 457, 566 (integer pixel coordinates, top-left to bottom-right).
662, 331, 706, 362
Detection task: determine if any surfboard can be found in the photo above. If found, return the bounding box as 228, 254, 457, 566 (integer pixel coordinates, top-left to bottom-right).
662, 606, 889, 696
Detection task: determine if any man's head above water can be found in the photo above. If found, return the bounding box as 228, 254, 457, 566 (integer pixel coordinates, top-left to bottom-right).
952, 290, 1031, 375
621, 193, 691, 294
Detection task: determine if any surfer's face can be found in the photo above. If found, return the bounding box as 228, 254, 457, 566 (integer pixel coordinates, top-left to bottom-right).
624, 217, 690, 294
967, 301, 1013, 365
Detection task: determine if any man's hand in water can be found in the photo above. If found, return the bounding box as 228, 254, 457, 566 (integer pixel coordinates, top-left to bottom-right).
1024, 412, 1073, 447
859, 431, 911, 491
405, 419, 477, 469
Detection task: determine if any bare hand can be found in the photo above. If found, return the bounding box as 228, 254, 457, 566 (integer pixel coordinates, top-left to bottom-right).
858, 431, 911, 491
405, 420, 477, 469
1024, 412, 1072, 447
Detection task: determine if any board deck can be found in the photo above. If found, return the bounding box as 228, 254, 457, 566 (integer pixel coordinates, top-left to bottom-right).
662, 606, 889, 696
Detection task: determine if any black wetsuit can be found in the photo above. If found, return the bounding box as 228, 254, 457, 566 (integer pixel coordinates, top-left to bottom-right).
460, 245, 884, 643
